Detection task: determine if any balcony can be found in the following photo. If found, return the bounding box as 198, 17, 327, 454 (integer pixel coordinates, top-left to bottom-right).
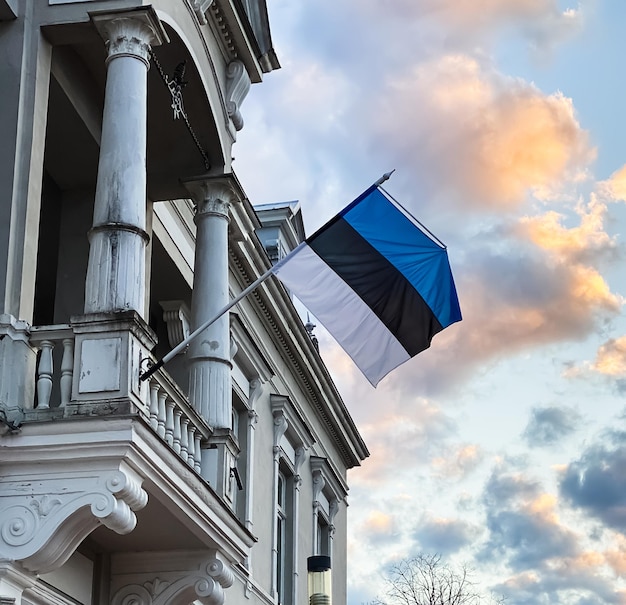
27, 322, 210, 474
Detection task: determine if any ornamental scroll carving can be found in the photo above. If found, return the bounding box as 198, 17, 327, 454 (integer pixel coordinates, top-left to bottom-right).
0, 470, 147, 574
225, 61, 250, 132
111, 555, 234, 605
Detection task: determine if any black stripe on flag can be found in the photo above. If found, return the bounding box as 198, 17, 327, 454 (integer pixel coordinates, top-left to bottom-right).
308, 218, 443, 356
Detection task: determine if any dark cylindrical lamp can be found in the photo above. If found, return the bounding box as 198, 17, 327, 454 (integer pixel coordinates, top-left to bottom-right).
308, 555, 331, 605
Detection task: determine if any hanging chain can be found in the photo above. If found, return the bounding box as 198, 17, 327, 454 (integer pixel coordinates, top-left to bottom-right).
150, 49, 211, 171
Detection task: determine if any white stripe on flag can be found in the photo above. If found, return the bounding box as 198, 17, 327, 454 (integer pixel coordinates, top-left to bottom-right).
274, 243, 410, 386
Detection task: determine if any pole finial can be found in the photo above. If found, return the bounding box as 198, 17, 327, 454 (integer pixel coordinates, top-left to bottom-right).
374, 169, 396, 187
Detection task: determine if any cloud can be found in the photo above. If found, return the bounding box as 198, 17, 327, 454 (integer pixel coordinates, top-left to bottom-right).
414, 515, 480, 554
597, 164, 626, 202
592, 337, 626, 377
358, 510, 401, 547
431, 444, 484, 479
560, 431, 626, 531
370, 55, 594, 210
480, 463, 580, 570
523, 405, 581, 447
350, 400, 458, 486
514, 197, 617, 264
355, 0, 583, 52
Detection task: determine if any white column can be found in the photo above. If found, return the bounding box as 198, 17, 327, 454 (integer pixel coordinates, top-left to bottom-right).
184, 178, 239, 428
84, 10, 165, 316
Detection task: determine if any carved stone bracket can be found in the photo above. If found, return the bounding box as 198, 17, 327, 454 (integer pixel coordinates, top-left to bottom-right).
160, 300, 191, 348
312, 467, 325, 503
272, 409, 287, 453
225, 60, 250, 132
248, 378, 263, 412
190, 0, 214, 25
0, 469, 147, 574
111, 553, 234, 605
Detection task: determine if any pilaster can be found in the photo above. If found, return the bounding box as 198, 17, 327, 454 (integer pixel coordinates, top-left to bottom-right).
0, 314, 35, 411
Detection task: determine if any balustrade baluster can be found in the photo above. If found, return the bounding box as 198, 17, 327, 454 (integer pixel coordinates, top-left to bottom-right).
60, 338, 74, 407
165, 399, 175, 446
157, 390, 167, 438
36, 340, 54, 409
173, 408, 182, 454
186, 425, 195, 467
180, 417, 189, 460
149, 381, 160, 431
194, 430, 202, 472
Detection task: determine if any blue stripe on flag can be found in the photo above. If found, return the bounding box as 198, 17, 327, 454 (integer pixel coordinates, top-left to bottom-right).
340, 188, 462, 328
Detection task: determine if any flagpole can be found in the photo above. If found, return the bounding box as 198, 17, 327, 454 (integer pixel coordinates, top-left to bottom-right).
139, 171, 395, 382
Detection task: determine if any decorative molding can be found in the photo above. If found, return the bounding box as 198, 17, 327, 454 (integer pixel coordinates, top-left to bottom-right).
160, 300, 191, 348
248, 378, 263, 411
111, 554, 234, 605
272, 408, 287, 453
310, 456, 347, 503
190, 0, 214, 25
183, 177, 242, 218
312, 468, 325, 503
0, 469, 147, 574
225, 61, 250, 131
294, 446, 306, 491
90, 10, 167, 68
208, 2, 236, 59
270, 394, 315, 452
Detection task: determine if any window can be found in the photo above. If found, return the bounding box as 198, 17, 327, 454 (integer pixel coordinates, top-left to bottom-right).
316, 515, 330, 557
311, 457, 347, 562
276, 471, 286, 603
271, 395, 313, 605
276, 465, 294, 605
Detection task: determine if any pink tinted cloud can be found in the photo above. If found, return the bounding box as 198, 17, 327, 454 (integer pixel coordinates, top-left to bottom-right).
515, 198, 616, 263
598, 164, 626, 202
431, 444, 484, 479
351, 403, 457, 486
592, 337, 626, 377
371, 55, 594, 210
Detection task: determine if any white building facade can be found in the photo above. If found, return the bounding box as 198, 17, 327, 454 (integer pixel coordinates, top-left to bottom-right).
0, 1, 368, 604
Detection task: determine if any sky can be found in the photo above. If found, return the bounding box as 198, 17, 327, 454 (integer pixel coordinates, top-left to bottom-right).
234, 1, 626, 604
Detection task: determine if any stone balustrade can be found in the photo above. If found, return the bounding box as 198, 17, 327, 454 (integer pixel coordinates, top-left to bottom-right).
143, 367, 210, 473
28, 325, 210, 472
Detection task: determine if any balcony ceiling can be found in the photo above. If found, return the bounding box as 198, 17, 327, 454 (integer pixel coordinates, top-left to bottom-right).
44, 21, 226, 200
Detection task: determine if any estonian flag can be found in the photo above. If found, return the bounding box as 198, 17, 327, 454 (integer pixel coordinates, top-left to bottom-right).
272, 184, 462, 387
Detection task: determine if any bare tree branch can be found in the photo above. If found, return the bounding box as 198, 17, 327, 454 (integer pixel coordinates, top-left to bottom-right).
371, 555, 504, 605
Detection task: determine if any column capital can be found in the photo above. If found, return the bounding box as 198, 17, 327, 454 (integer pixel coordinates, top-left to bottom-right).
90, 7, 168, 67
183, 174, 244, 218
